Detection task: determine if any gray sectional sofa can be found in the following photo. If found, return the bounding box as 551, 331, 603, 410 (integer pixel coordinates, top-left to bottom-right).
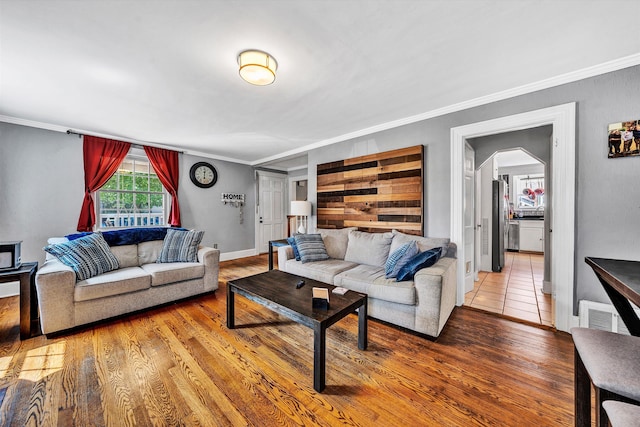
36, 234, 220, 334
278, 228, 457, 338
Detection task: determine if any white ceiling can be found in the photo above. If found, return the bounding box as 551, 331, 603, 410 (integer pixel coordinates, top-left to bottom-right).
1, 1, 639, 168
495, 150, 540, 168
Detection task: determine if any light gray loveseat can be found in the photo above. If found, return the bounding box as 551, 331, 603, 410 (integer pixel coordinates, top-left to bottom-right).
36, 237, 220, 334
278, 228, 457, 338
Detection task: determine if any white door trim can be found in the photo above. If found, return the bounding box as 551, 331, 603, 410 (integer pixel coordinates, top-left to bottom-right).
464, 142, 475, 292
451, 102, 576, 332
254, 170, 287, 254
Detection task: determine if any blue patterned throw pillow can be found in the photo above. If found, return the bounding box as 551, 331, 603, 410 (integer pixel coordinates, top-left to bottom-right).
287, 236, 301, 261
294, 234, 329, 263
44, 232, 119, 281
385, 241, 419, 279
157, 229, 204, 263
385, 242, 410, 275
396, 247, 442, 282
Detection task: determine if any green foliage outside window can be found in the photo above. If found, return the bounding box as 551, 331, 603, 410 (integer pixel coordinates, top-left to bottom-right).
97, 156, 166, 228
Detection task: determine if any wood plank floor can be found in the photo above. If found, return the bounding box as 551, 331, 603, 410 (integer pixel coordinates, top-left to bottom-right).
0, 254, 576, 426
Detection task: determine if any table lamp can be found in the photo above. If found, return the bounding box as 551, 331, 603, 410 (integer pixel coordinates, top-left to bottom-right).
290, 201, 311, 234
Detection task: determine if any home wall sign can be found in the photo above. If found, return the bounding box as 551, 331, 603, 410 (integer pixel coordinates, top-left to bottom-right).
316, 145, 423, 235
221, 193, 245, 224
221, 193, 245, 206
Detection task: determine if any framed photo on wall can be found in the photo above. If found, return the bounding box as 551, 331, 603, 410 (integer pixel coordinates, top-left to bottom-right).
608, 119, 640, 158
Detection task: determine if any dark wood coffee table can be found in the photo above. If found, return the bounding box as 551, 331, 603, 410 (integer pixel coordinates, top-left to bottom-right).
226, 269, 367, 392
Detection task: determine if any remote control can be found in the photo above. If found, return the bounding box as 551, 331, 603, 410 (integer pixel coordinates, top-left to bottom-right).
296, 280, 305, 289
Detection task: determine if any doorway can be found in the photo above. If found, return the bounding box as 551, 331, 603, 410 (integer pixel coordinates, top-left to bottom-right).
451, 103, 576, 333
466, 148, 551, 325
255, 171, 286, 254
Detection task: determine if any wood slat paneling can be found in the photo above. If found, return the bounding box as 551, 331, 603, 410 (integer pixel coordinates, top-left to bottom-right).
317, 145, 423, 235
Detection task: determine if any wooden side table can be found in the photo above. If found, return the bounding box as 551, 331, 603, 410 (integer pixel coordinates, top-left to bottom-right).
268, 239, 289, 270
0, 262, 39, 339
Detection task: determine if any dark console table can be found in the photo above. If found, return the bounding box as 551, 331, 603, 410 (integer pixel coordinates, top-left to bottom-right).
585, 257, 640, 336
268, 239, 289, 270
0, 262, 39, 339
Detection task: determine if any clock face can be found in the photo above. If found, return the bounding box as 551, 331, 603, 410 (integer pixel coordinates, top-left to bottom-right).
189, 162, 218, 188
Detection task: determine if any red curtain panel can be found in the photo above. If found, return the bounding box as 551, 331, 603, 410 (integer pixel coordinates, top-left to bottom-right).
144, 146, 181, 227
76, 136, 131, 231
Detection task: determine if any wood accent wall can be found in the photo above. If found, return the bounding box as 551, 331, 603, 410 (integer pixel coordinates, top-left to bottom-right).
317, 145, 423, 235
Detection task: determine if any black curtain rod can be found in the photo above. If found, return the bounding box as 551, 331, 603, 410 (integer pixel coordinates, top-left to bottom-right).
66, 129, 184, 153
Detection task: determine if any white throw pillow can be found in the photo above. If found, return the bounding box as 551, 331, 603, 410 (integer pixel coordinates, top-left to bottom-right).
319, 227, 357, 259
344, 230, 393, 268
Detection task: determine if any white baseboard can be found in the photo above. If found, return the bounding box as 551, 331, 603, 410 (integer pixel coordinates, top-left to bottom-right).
0, 281, 19, 298
571, 315, 580, 330
220, 249, 258, 262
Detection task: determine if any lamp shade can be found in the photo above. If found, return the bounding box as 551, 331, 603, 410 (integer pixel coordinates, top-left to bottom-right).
290, 201, 311, 217
238, 50, 277, 86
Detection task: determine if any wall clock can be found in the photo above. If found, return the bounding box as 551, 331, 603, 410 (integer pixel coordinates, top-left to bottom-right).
189, 162, 218, 188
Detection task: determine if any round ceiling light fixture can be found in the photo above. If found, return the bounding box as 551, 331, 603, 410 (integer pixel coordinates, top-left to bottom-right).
237, 50, 277, 86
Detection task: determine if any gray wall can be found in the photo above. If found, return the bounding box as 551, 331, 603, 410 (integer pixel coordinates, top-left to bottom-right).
287, 168, 308, 179
0, 122, 255, 265
179, 154, 256, 253
469, 125, 552, 167
1, 64, 638, 311
0, 125, 83, 264
305, 65, 640, 311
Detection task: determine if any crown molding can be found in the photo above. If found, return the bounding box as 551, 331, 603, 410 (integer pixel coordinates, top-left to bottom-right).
286, 164, 308, 172
0, 115, 252, 165
0, 115, 69, 133
3, 53, 639, 168
252, 53, 640, 165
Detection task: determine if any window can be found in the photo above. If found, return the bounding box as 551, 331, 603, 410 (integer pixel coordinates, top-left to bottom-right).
513, 174, 545, 209
96, 150, 168, 229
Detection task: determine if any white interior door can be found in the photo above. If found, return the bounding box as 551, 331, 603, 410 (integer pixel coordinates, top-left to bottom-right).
464, 143, 475, 293
257, 173, 286, 253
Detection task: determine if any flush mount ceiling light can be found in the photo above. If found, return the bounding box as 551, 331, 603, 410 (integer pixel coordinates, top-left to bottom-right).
237, 50, 277, 86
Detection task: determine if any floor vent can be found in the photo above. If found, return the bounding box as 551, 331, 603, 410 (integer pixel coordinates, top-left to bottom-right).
578, 300, 640, 335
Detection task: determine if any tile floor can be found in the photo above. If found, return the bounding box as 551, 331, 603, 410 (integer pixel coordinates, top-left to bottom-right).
464, 251, 553, 326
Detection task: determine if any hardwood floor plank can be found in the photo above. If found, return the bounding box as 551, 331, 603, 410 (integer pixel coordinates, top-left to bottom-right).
152, 315, 247, 427
76, 329, 107, 427
92, 325, 140, 427
173, 305, 334, 427
117, 319, 181, 426
0, 254, 575, 426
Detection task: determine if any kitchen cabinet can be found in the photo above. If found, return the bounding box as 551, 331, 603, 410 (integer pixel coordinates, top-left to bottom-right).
519, 220, 544, 252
